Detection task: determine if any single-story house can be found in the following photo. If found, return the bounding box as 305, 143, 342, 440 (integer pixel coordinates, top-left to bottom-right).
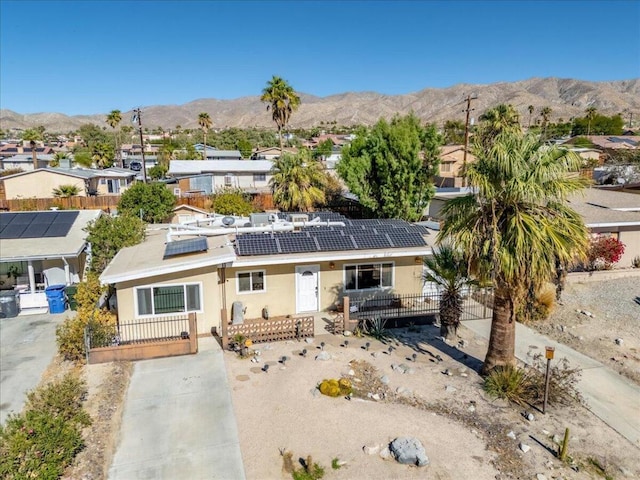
567, 188, 640, 267
168, 160, 273, 193
0, 209, 102, 312
169, 204, 211, 224
194, 145, 243, 160
0, 167, 137, 200
1, 153, 57, 171
100, 212, 434, 336
251, 147, 298, 160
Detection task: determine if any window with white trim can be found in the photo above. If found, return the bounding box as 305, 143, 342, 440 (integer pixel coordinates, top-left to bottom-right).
253, 173, 266, 182
344, 262, 393, 291
237, 270, 265, 293
135, 283, 202, 316
224, 174, 234, 186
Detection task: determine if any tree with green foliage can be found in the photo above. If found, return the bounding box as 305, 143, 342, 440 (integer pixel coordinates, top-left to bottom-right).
585, 106, 597, 136
148, 164, 168, 180
261, 75, 301, 152
50, 151, 69, 168
84, 215, 146, 274
77, 123, 109, 147
439, 131, 589, 373
476, 104, 521, 148
106, 110, 123, 167
52, 184, 80, 197
313, 139, 334, 159
198, 112, 212, 159
117, 182, 176, 223
423, 244, 475, 339
270, 149, 326, 211
91, 142, 114, 168
211, 189, 255, 216
539, 106, 552, 138
237, 138, 253, 158
443, 119, 465, 144
338, 113, 442, 221
571, 113, 624, 136
72, 148, 92, 168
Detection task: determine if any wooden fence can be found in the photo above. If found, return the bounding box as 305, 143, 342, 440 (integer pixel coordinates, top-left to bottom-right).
221, 314, 314, 350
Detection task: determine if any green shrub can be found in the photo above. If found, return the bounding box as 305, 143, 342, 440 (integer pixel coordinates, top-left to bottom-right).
0, 373, 91, 479
483, 364, 535, 405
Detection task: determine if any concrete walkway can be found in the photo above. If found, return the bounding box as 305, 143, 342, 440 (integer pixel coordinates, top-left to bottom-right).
0, 312, 65, 425
462, 319, 640, 447
109, 336, 245, 480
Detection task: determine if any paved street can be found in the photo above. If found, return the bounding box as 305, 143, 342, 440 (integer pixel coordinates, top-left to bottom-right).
109, 336, 246, 480
0, 312, 65, 424
462, 318, 640, 447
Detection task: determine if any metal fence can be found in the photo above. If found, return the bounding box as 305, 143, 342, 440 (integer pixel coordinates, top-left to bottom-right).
348, 288, 493, 322
85, 315, 191, 349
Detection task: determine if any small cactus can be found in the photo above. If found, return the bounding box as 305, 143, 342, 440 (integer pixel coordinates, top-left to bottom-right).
559, 427, 570, 461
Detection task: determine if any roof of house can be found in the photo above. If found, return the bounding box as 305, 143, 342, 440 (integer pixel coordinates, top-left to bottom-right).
579, 136, 640, 149
1, 154, 57, 162
0, 209, 102, 262
99, 213, 435, 284
168, 160, 273, 175
567, 188, 640, 226
0, 167, 137, 181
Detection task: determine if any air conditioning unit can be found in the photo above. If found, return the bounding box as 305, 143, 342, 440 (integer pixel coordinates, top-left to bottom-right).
250, 213, 271, 227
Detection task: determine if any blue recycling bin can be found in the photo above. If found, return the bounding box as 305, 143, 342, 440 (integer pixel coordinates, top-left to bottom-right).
45, 284, 67, 314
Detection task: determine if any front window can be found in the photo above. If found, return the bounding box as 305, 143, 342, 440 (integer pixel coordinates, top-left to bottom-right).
237, 271, 265, 293
135, 283, 201, 316
344, 263, 393, 291
253, 173, 266, 182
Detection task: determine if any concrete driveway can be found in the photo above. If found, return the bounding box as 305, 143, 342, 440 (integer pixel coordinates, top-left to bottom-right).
0, 312, 65, 424
109, 336, 245, 480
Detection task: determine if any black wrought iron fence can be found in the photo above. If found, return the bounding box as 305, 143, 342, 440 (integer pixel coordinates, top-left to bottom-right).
348, 287, 493, 322
85, 315, 191, 349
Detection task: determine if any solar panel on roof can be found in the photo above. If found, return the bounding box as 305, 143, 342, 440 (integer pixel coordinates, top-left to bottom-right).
55, 211, 80, 224
385, 231, 427, 248
0, 211, 79, 239
236, 235, 280, 256
43, 223, 75, 237
2, 224, 27, 238
163, 237, 208, 259
352, 235, 393, 249
23, 223, 50, 237
315, 235, 355, 251
277, 234, 319, 254
11, 212, 37, 225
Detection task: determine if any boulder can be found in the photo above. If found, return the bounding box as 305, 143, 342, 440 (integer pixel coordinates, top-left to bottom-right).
389, 437, 429, 467
315, 351, 331, 361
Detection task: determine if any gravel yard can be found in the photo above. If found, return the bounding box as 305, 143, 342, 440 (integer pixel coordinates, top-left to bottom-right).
532, 274, 640, 384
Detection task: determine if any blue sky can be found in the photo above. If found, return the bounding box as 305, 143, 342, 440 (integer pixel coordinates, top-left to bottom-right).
1, 0, 639, 115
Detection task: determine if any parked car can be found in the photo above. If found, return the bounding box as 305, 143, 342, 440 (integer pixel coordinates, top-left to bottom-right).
129, 161, 142, 171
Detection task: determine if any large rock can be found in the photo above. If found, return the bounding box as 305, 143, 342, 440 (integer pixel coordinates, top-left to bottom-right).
389, 437, 429, 467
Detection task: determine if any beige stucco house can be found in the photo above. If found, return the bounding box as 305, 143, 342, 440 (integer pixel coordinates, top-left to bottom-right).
100, 214, 434, 336
434, 145, 476, 188
168, 160, 273, 194
0, 167, 136, 200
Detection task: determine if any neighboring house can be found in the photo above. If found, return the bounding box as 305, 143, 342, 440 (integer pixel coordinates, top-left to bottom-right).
169, 204, 211, 224
99, 212, 434, 336
1, 153, 57, 171
578, 136, 639, 150
0, 143, 56, 160
251, 147, 298, 160
0, 167, 137, 200
194, 145, 243, 160
168, 160, 273, 193
434, 145, 477, 188
0, 209, 102, 312
567, 188, 640, 267
566, 147, 602, 164
426, 187, 474, 220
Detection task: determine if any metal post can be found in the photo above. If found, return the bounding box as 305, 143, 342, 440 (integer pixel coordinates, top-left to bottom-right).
543, 346, 555, 414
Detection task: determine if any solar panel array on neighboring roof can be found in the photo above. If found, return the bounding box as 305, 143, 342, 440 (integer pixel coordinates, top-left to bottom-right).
163, 237, 208, 259
0, 211, 79, 239
235, 213, 430, 256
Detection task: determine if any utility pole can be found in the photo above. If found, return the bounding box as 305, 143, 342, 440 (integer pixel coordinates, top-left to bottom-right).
462, 94, 477, 186
132, 108, 148, 183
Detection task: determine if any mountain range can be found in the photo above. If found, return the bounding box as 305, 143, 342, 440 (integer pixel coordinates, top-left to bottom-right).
1, 77, 639, 133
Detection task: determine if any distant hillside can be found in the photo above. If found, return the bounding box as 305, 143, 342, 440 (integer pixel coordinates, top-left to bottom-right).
1, 77, 638, 133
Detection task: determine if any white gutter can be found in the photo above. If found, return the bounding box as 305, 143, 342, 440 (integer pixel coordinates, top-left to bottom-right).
587, 222, 640, 228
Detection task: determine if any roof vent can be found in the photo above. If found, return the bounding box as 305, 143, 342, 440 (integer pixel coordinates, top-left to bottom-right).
222, 216, 235, 226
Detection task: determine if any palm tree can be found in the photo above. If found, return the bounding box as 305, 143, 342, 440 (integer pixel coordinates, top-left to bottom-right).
539, 106, 552, 138
438, 131, 589, 374
106, 110, 122, 167
527, 105, 535, 128
50, 152, 69, 168
270, 149, 326, 211
585, 106, 597, 136
52, 184, 80, 197
91, 142, 114, 169
198, 113, 212, 160
22, 128, 41, 170
261, 75, 301, 153
423, 245, 475, 339
476, 104, 521, 148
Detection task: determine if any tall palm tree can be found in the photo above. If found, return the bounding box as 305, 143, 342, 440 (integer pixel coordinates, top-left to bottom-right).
539, 106, 552, 138
22, 128, 41, 170
198, 113, 212, 160
261, 75, 301, 153
106, 110, 123, 167
423, 245, 475, 339
438, 131, 589, 374
527, 105, 535, 128
585, 106, 597, 136
270, 149, 326, 211
476, 104, 521, 149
